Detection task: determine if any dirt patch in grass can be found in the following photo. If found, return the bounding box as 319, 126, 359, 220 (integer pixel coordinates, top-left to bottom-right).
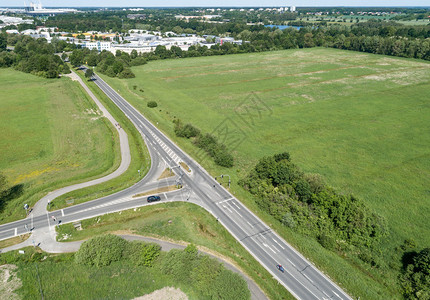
133, 185, 178, 198
157, 168, 175, 180
0, 264, 21, 300
0, 234, 30, 249
133, 287, 188, 300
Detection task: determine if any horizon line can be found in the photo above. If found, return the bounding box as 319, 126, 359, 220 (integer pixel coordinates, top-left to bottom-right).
1, 5, 430, 8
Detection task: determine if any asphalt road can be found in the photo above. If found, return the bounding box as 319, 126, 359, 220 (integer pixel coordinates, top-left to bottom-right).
89, 73, 352, 300
0, 70, 353, 300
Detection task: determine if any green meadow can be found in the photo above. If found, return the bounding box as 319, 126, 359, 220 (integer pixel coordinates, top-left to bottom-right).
100, 47, 430, 298
0, 69, 119, 223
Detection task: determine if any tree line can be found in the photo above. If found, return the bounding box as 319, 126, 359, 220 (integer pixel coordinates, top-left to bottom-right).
239, 153, 430, 299
0, 34, 71, 78
174, 120, 234, 168
133, 23, 430, 62
68, 48, 148, 78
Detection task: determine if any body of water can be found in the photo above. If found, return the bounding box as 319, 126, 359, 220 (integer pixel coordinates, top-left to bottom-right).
265, 24, 302, 30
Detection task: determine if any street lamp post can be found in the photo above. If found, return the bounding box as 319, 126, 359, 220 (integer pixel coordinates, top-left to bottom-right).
215, 174, 231, 188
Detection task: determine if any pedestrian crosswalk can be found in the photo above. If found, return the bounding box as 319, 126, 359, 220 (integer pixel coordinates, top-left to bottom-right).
145, 125, 181, 164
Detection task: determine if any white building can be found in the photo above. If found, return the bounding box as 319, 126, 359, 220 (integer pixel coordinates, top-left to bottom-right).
290, 6, 296, 12
82, 41, 112, 52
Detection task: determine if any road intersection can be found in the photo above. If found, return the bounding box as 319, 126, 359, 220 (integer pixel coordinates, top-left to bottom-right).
0, 70, 352, 300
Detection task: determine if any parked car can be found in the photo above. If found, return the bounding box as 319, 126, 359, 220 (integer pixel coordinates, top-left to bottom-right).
147, 195, 161, 203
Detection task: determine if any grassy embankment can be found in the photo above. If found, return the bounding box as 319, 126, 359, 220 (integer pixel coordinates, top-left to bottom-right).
56, 202, 292, 300
0, 69, 119, 224
0, 240, 248, 300
48, 68, 150, 211
99, 47, 430, 299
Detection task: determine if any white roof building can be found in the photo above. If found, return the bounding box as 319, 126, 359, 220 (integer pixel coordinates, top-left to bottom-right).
82, 41, 112, 52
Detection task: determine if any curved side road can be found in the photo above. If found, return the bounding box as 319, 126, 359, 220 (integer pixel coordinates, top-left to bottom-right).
31, 71, 131, 217
0, 70, 134, 253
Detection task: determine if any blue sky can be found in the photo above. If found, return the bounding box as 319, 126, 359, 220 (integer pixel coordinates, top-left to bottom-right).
2, 0, 429, 7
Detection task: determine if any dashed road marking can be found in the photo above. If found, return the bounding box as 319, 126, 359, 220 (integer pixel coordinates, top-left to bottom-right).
273, 238, 285, 250
222, 205, 233, 213
263, 243, 276, 254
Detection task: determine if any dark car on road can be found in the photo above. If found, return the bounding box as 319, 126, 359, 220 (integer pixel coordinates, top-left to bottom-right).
147, 195, 161, 203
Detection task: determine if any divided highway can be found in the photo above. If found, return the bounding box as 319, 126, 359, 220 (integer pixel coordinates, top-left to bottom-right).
0, 69, 353, 300
90, 73, 352, 300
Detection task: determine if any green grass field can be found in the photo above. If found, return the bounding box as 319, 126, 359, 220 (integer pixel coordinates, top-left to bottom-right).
47, 68, 150, 211
0, 69, 119, 223
99, 47, 430, 299
56, 202, 292, 300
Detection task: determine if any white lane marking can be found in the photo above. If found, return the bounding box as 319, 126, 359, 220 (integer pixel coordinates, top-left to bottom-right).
31, 213, 33, 229
222, 205, 233, 213
263, 242, 277, 254
227, 203, 243, 219
302, 273, 314, 283
287, 258, 297, 268
97, 76, 326, 300
61, 209, 65, 217
332, 290, 341, 299
231, 201, 241, 210
14, 228, 17, 236
46, 211, 51, 230
248, 237, 321, 299
271, 244, 280, 252
273, 238, 285, 250
217, 198, 233, 204
164, 193, 168, 200
246, 221, 254, 228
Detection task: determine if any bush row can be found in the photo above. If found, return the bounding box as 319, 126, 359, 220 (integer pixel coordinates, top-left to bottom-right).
173, 120, 234, 168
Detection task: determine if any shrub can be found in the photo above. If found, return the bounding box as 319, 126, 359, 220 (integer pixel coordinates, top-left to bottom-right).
401, 248, 430, 299
318, 233, 336, 251
212, 269, 251, 300
190, 255, 222, 297
139, 243, 161, 267
214, 150, 234, 168
118, 68, 135, 79
74, 234, 127, 267
147, 101, 158, 108
184, 243, 198, 256
175, 122, 200, 138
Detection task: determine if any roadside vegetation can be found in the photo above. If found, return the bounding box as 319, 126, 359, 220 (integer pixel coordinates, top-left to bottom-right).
100, 48, 430, 299
48, 67, 150, 211
0, 69, 120, 224
55, 202, 292, 299
68, 47, 147, 79
174, 119, 234, 168
0, 235, 250, 300
0, 34, 73, 78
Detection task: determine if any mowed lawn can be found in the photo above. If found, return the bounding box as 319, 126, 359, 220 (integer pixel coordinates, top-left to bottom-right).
0, 69, 119, 223
100, 48, 430, 297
